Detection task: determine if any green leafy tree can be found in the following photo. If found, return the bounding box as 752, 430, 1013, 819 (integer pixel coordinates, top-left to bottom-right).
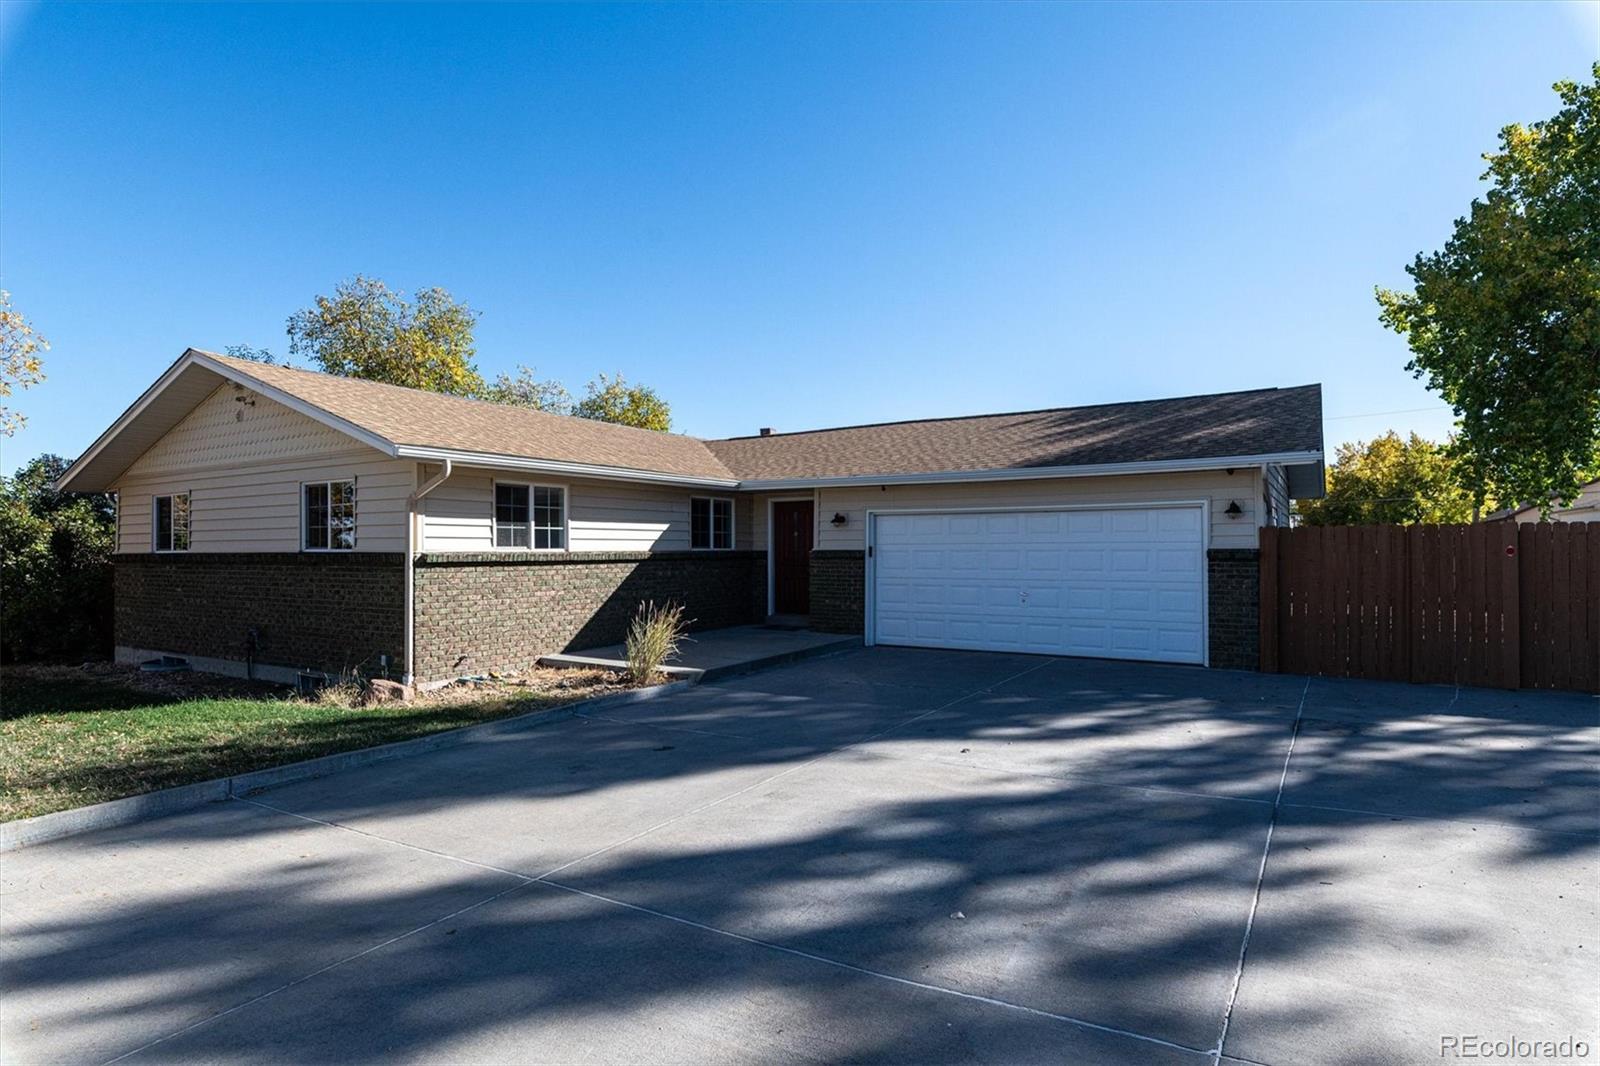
287, 276, 484, 396
1, 454, 116, 661
1377, 65, 1600, 515
225, 343, 280, 365
0, 290, 49, 436
1296, 432, 1482, 526
481, 365, 573, 413
573, 371, 672, 431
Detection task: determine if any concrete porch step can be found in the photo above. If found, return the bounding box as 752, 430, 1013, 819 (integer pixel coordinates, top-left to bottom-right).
538, 625, 859, 683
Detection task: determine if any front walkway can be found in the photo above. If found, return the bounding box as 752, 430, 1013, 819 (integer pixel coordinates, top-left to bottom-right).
2, 650, 1594, 1064
539, 624, 858, 681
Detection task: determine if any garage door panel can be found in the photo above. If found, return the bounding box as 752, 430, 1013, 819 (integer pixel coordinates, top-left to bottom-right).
872, 505, 1205, 665
1110, 549, 1151, 571
1158, 508, 1202, 533
1025, 550, 1062, 572
1110, 588, 1151, 613
1158, 589, 1201, 614
1065, 549, 1103, 571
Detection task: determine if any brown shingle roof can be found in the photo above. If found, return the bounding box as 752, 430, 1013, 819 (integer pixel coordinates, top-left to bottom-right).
705, 385, 1323, 481
193, 353, 1322, 484
204, 352, 738, 481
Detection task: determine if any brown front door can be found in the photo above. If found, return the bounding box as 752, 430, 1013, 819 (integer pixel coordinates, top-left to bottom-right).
771, 500, 814, 615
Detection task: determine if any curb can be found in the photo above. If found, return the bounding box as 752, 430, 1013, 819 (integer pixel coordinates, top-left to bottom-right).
1, 678, 697, 853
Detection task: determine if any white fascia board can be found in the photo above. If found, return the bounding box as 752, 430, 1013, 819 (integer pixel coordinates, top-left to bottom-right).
186, 351, 399, 457
53, 349, 401, 493
735, 452, 1325, 492
393, 445, 742, 489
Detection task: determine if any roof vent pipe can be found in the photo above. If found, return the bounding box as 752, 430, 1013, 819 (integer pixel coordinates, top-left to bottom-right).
759, 427, 773, 436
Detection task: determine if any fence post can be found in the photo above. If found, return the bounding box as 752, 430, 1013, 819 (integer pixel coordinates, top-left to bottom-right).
1259, 527, 1279, 673
1496, 521, 1520, 690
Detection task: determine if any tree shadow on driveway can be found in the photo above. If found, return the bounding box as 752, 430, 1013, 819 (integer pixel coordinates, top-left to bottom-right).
2, 650, 1595, 1064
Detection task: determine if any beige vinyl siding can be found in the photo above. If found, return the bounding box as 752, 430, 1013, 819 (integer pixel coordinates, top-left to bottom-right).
1264, 463, 1291, 527
114, 388, 414, 553
419, 467, 755, 553
813, 469, 1265, 551
124, 383, 360, 475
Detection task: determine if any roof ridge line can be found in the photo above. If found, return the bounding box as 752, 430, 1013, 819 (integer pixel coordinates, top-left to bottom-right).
709, 383, 1322, 442
198, 347, 725, 445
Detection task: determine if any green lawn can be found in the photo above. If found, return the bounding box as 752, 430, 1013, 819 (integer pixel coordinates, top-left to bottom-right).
0, 665, 626, 821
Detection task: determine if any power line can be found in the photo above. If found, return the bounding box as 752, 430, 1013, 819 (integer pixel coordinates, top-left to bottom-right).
1323, 405, 1452, 421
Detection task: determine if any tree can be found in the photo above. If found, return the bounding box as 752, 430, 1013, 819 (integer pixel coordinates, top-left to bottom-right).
1, 454, 115, 661
0, 290, 49, 436
225, 343, 280, 365
287, 276, 484, 396
573, 371, 672, 431
1377, 65, 1600, 515
481, 365, 573, 413
1295, 432, 1482, 526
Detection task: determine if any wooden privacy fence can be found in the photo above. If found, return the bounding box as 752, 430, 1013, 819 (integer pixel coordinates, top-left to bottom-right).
1259, 523, 1599, 693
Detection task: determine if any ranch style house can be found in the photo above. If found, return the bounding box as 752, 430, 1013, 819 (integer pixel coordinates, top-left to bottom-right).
56, 349, 1325, 686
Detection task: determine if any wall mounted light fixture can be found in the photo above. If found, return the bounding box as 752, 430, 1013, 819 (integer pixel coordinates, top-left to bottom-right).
830, 513, 848, 527
1224, 501, 1243, 519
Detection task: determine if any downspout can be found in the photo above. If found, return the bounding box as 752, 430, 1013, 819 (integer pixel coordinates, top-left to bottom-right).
404, 459, 453, 687
1260, 463, 1271, 529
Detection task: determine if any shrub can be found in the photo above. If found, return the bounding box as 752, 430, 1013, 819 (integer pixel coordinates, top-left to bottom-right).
1, 455, 115, 662
624, 601, 688, 685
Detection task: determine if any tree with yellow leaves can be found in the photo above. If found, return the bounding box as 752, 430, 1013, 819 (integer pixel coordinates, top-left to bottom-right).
0, 291, 49, 436
287, 276, 485, 397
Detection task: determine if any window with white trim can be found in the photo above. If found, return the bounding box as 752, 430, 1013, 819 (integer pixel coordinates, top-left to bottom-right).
496, 484, 565, 550
691, 496, 733, 550
304, 479, 356, 550
153, 492, 190, 552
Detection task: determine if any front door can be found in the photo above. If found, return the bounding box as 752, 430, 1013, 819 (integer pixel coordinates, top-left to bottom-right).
771, 500, 814, 615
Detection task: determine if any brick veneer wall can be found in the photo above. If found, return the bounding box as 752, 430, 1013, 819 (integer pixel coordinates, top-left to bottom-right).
114, 553, 405, 677
412, 550, 766, 682
809, 550, 865, 634
1207, 548, 1260, 670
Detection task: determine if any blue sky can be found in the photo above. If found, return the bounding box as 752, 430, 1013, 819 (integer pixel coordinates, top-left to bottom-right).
2, 2, 1595, 473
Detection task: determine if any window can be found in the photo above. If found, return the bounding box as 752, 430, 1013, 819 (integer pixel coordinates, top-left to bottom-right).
691, 497, 734, 550
496, 484, 564, 550
154, 493, 190, 552
494, 484, 530, 548
304, 480, 356, 550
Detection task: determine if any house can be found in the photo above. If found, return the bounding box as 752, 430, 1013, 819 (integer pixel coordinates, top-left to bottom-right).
56, 349, 1325, 686
1486, 479, 1600, 524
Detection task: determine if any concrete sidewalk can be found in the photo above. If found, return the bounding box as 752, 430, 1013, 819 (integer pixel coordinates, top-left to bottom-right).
539, 624, 858, 681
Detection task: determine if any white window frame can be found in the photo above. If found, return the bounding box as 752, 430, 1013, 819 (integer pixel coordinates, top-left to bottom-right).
690, 496, 735, 551
491, 480, 568, 551
301, 478, 357, 552
152, 491, 191, 552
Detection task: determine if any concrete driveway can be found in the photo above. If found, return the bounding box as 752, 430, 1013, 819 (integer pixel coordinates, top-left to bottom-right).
3, 648, 1596, 1065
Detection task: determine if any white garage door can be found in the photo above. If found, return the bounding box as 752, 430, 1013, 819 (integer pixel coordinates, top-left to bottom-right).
870, 506, 1206, 664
